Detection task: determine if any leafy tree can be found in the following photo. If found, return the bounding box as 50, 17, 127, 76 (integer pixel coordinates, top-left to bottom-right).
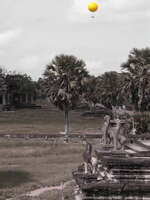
6, 73, 34, 93
96, 71, 121, 109
134, 112, 150, 134
35, 78, 47, 100
121, 48, 150, 112
82, 76, 100, 112
0, 67, 7, 93
42, 54, 89, 136
5, 72, 36, 105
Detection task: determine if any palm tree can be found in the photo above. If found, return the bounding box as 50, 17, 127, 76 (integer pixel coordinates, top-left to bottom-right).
42, 54, 89, 136
121, 48, 150, 112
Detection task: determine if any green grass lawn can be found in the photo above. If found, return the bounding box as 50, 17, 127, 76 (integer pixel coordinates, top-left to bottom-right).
0, 107, 104, 199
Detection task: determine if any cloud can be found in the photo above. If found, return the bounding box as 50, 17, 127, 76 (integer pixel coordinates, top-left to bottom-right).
15, 55, 44, 80
85, 59, 122, 76
68, 0, 150, 23
86, 60, 104, 76
15, 52, 59, 81
0, 29, 22, 45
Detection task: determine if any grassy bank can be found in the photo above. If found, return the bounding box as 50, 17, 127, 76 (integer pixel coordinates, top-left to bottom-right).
0, 107, 103, 199
0, 107, 103, 135
0, 141, 84, 199
39, 181, 76, 200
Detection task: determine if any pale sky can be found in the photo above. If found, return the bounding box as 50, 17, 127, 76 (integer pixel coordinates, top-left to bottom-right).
0, 0, 150, 80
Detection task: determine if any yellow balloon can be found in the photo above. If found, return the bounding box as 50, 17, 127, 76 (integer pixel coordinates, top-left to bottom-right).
88, 2, 98, 12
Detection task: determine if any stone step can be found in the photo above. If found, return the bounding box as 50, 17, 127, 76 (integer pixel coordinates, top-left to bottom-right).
81, 181, 150, 192
83, 196, 150, 200
101, 156, 150, 168
113, 169, 150, 173
113, 175, 150, 180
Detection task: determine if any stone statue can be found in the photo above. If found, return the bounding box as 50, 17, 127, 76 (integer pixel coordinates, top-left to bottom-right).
102, 115, 111, 145
82, 141, 92, 174
109, 119, 122, 151
82, 142, 99, 174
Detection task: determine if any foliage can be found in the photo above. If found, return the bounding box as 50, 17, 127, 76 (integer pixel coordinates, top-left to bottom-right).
42, 54, 89, 135
121, 48, 150, 111
0, 67, 7, 93
5, 72, 36, 94
96, 71, 121, 109
42, 54, 89, 111
82, 76, 100, 111
134, 112, 150, 134
118, 72, 137, 109
36, 77, 47, 99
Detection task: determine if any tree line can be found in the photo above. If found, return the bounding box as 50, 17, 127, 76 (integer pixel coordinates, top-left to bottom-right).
40, 47, 150, 112
40, 47, 150, 135
0, 47, 150, 135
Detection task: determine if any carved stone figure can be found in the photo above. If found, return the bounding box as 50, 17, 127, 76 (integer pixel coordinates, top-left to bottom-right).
82, 141, 92, 174
97, 163, 114, 181
102, 115, 111, 145
91, 156, 98, 174
109, 119, 122, 151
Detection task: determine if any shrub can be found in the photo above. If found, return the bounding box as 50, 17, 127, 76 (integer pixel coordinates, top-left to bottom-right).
134, 112, 150, 134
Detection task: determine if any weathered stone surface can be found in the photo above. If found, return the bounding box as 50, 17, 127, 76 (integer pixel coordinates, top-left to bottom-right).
73, 115, 150, 199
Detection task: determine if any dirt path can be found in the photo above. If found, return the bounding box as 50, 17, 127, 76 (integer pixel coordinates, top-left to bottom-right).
6, 180, 74, 200
26, 180, 74, 197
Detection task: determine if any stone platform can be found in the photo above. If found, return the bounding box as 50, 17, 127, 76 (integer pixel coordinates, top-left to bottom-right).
72, 117, 150, 200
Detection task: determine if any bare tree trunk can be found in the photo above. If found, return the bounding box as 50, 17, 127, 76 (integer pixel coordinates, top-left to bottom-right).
65, 110, 69, 135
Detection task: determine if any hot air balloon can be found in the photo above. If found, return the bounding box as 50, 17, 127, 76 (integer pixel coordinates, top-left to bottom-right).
88, 2, 98, 18
88, 2, 98, 12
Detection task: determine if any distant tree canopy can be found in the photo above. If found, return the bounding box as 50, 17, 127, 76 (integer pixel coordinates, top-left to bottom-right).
0, 68, 7, 93
42, 54, 89, 135
5, 73, 36, 95
36, 78, 47, 100
121, 47, 150, 111
82, 75, 101, 111
96, 71, 121, 109
0, 47, 150, 113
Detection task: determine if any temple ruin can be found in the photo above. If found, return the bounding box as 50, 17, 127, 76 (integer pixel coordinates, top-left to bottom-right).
73, 113, 150, 199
